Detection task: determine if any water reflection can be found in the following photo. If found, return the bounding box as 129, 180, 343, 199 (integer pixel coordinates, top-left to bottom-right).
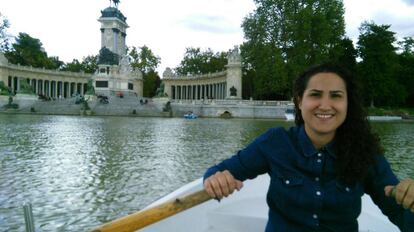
0, 115, 412, 231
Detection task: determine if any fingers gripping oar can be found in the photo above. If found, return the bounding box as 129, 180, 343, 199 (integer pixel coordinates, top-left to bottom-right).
89, 190, 212, 232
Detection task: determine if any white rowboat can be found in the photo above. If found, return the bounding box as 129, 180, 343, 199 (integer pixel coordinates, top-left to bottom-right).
140, 174, 399, 232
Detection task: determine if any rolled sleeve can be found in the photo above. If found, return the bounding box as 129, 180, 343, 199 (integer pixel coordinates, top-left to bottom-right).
365, 155, 414, 231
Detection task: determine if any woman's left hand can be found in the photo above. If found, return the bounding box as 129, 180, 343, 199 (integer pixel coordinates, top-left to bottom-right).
385, 178, 414, 212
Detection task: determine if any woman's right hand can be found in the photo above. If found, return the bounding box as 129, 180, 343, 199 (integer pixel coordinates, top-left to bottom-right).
203, 170, 243, 200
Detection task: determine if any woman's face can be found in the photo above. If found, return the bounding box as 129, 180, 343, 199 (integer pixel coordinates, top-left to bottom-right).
299, 72, 348, 144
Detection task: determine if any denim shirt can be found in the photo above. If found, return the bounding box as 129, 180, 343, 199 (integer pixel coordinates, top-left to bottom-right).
204, 125, 414, 232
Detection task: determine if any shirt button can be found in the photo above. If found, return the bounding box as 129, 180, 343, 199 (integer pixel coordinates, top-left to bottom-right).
315, 177, 320, 182
313, 214, 318, 219
316, 191, 321, 196
317, 159, 322, 163
285, 180, 290, 185
317, 153, 322, 157
345, 187, 350, 192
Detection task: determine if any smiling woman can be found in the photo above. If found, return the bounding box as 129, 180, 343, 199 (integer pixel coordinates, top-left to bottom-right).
203, 63, 414, 232
297, 72, 348, 149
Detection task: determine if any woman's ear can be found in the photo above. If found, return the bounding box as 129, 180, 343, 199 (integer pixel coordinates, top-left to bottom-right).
297, 97, 302, 110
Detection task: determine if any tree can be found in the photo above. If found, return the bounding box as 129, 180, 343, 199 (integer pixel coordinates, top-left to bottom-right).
80, 55, 98, 73
129, 45, 160, 74
4, 32, 65, 70
357, 22, 405, 107
128, 45, 161, 97
142, 70, 161, 98
61, 55, 97, 73
47, 56, 65, 70
174, 47, 227, 75
4, 33, 50, 68
62, 59, 83, 72
330, 37, 357, 74
0, 14, 11, 52
241, 0, 346, 100
396, 37, 414, 106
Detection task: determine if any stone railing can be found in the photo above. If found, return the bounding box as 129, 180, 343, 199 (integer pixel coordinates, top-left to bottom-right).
0, 62, 92, 79
163, 70, 227, 81
171, 99, 293, 106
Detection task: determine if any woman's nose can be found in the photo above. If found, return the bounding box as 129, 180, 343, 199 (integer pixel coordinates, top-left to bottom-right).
318, 96, 332, 109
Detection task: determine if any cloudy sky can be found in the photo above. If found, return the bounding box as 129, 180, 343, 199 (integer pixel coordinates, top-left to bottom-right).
1, 0, 414, 74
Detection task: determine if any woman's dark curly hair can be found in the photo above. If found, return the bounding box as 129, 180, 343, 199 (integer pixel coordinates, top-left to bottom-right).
293, 63, 383, 185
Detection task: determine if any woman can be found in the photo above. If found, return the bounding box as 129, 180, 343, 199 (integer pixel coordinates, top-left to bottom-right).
203, 63, 414, 231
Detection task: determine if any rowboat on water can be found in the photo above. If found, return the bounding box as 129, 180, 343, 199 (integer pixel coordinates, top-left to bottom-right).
137, 174, 399, 232
284, 108, 295, 121
184, 112, 198, 119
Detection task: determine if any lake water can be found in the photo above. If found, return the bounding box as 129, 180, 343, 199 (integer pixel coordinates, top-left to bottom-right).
0, 114, 413, 231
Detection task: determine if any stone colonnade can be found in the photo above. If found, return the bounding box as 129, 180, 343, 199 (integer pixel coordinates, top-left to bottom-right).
7, 76, 88, 99
171, 82, 227, 100
161, 46, 242, 100
164, 71, 228, 100
0, 54, 90, 99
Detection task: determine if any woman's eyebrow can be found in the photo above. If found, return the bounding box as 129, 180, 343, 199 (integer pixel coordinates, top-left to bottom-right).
330, 90, 345, 94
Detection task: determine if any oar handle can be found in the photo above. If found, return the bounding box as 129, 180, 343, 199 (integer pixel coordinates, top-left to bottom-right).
89, 189, 212, 232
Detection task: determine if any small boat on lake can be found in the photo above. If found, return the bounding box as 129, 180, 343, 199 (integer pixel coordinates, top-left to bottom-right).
140, 175, 399, 232
184, 112, 198, 119
285, 108, 295, 121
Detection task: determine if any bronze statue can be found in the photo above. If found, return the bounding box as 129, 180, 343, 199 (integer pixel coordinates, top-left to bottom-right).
230, 86, 237, 96
109, 0, 120, 7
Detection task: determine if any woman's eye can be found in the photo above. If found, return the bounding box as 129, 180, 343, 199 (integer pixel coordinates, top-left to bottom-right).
309, 92, 320, 97
331, 93, 342, 98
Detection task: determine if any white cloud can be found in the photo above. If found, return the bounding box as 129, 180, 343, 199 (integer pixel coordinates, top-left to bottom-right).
344, 0, 414, 39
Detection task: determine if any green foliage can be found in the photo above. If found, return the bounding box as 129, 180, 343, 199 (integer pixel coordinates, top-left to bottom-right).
0, 81, 11, 95
143, 70, 161, 98
129, 45, 160, 74
63, 59, 83, 72
174, 47, 227, 75
47, 56, 64, 69
330, 37, 357, 74
241, 0, 346, 100
128, 45, 161, 97
62, 55, 98, 73
4, 32, 65, 70
357, 22, 405, 107
5, 33, 48, 68
396, 37, 414, 107
81, 55, 98, 73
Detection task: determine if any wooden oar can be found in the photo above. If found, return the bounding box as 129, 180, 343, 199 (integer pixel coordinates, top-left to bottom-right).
89, 189, 212, 232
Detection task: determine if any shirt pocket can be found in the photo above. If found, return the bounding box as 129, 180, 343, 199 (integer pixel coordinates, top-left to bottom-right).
335, 181, 364, 197
330, 181, 364, 217
269, 169, 306, 210
275, 170, 304, 186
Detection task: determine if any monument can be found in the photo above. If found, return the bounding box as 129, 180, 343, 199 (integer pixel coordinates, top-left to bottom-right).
91, 0, 143, 97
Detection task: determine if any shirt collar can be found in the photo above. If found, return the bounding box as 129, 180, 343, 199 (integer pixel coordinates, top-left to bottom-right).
298, 125, 337, 159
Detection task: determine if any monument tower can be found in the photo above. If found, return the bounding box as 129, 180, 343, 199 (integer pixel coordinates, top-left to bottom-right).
92, 0, 143, 97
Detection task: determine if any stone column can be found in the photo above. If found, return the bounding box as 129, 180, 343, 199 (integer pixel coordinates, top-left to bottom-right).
68, 82, 72, 97
37, 79, 41, 94
48, 81, 51, 98
16, 77, 20, 92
